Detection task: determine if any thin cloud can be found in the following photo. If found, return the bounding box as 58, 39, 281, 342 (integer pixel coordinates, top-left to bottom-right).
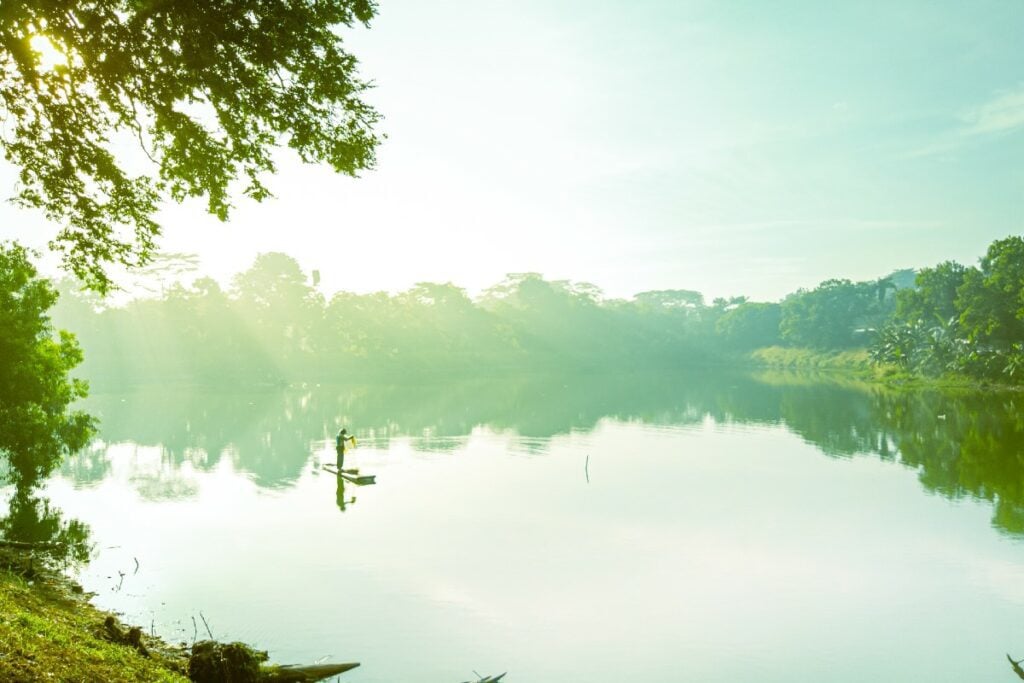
961, 85, 1024, 136
907, 84, 1024, 157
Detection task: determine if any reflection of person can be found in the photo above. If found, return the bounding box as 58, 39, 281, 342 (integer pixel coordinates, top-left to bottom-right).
335, 475, 356, 512
335, 428, 355, 469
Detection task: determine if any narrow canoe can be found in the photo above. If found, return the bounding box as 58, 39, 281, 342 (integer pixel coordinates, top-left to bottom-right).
323, 465, 359, 474
323, 464, 376, 485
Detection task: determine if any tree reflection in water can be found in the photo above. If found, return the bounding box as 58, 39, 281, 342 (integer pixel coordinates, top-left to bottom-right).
0, 487, 92, 568
60, 372, 1024, 537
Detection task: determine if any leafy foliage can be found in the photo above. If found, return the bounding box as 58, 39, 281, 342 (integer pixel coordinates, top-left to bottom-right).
0, 1, 381, 292
870, 318, 963, 376
871, 236, 1024, 382
893, 261, 967, 326
0, 243, 94, 484
780, 279, 888, 349
715, 302, 782, 349
957, 236, 1024, 351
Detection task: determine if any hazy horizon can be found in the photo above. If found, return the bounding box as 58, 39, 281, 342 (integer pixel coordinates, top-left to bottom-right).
59, 248, 926, 307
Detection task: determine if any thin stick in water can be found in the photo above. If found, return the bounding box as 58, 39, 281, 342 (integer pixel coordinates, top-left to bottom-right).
585, 454, 590, 484
199, 611, 214, 639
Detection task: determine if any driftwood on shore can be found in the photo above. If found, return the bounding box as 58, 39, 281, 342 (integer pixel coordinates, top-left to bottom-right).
189, 640, 359, 682
260, 662, 361, 681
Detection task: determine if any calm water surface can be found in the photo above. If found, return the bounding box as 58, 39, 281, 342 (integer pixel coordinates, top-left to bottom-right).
9, 372, 1024, 682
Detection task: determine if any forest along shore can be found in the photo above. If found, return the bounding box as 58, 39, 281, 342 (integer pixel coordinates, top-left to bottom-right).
0, 545, 358, 682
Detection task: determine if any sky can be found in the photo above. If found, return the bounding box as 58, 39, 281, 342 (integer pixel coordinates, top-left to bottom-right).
1, 0, 1022, 301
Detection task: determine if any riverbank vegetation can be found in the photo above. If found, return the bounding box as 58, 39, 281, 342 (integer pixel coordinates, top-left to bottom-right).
0, 242, 180, 680
47, 235, 1024, 388
0, 557, 359, 682
747, 347, 874, 372
869, 237, 1024, 383
0, 565, 188, 682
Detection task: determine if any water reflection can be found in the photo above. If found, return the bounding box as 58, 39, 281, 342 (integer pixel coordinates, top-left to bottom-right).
66, 372, 1024, 536
335, 476, 356, 513
0, 488, 93, 568
0, 400, 95, 569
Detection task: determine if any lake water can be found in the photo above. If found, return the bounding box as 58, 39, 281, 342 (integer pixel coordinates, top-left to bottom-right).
8, 372, 1024, 682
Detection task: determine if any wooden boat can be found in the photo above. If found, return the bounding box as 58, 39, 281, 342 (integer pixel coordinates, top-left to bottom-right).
323, 464, 376, 485
325, 465, 360, 474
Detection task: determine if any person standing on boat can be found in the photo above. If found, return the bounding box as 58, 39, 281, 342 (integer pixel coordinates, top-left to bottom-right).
336, 428, 355, 470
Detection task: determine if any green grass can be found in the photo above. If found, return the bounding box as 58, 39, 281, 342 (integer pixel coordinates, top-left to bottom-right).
0, 566, 189, 682
747, 346, 875, 371
745, 346, 1016, 392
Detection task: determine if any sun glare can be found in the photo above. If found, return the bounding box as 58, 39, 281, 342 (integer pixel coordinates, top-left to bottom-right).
29, 35, 67, 71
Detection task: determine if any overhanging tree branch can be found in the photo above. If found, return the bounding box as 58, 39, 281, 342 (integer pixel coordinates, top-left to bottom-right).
0, 0, 382, 293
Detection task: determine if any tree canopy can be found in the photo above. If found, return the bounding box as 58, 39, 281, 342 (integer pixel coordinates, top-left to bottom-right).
871, 236, 1024, 380
0, 242, 94, 485
45, 235, 1024, 387
958, 236, 1024, 350
0, 0, 381, 292
780, 279, 883, 349
894, 261, 968, 326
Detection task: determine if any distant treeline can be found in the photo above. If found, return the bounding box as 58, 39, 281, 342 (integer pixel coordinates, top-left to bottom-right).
50, 255, 764, 383
50, 235, 1024, 385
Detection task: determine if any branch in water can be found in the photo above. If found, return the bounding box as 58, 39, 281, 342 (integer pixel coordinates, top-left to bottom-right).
1007, 654, 1024, 681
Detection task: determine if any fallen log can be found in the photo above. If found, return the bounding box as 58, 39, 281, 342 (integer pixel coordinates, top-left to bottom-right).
189, 640, 359, 682
260, 662, 361, 681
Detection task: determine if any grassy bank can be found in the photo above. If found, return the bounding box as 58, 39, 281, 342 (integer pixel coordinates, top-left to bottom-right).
745, 345, 1010, 391
0, 556, 188, 682
747, 346, 875, 372
0, 550, 362, 682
